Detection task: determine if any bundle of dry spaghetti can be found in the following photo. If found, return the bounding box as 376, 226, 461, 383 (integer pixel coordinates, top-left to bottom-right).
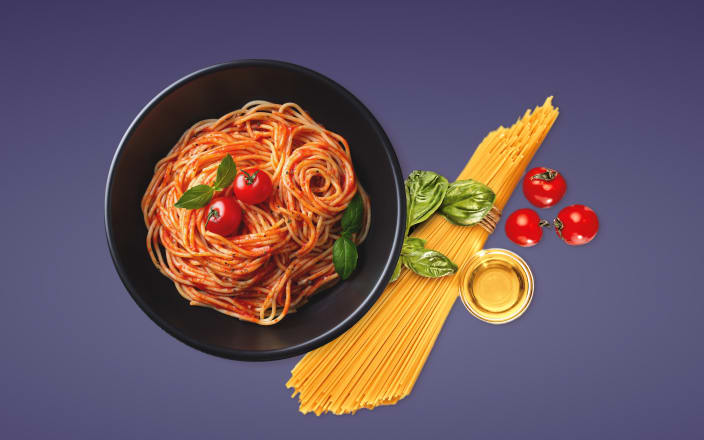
286, 97, 559, 414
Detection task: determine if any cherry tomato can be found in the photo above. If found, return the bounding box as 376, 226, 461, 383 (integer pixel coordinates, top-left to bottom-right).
554, 204, 599, 246
505, 208, 545, 247
233, 169, 273, 204
205, 196, 242, 236
522, 167, 567, 208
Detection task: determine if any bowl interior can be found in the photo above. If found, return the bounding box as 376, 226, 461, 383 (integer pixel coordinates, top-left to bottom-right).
106, 61, 404, 360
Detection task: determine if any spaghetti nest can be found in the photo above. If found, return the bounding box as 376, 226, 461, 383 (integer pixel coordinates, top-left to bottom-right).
141, 101, 370, 325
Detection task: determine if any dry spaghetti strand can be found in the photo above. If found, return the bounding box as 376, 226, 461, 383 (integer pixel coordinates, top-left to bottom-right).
142, 101, 370, 325
287, 97, 558, 414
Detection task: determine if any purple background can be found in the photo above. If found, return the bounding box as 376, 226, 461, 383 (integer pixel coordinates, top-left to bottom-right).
2, 0, 703, 438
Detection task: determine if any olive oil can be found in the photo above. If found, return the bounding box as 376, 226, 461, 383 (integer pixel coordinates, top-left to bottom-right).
459, 249, 534, 324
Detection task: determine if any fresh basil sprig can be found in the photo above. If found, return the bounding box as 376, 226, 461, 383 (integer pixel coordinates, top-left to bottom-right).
333, 235, 358, 280
174, 154, 236, 209
390, 259, 403, 283
391, 171, 452, 283
341, 191, 364, 234
333, 193, 363, 280
400, 238, 457, 278
390, 170, 495, 283
174, 185, 215, 209
212, 154, 237, 190
405, 170, 448, 234
439, 179, 495, 226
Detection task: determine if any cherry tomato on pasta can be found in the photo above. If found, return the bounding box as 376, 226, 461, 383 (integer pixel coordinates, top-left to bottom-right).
505, 208, 546, 247
233, 169, 273, 204
205, 196, 242, 236
522, 167, 567, 208
554, 204, 599, 246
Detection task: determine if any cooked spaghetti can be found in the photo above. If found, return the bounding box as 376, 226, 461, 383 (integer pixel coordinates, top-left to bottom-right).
141, 101, 370, 325
287, 97, 558, 414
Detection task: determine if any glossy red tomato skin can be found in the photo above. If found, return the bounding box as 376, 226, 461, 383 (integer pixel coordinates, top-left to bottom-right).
205, 197, 242, 236
555, 204, 599, 246
233, 169, 273, 204
505, 208, 543, 247
522, 167, 567, 208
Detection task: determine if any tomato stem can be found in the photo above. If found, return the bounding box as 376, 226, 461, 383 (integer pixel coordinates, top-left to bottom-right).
538, 219, 551, 228
205, 208, 219, 227
530, 168, 558, 182
553, 217, 564, 240
240, 170, 259, 185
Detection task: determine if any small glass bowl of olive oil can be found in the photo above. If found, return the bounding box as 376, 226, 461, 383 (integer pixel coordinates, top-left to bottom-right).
459, 248, 534, 324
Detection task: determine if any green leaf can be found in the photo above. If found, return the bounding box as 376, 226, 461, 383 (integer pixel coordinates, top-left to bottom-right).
213, 154, 236, 190
402, 246, 458, 278
399, 236, 457, 278
404, 184, 410, 225
401, 237, 426, 253
405, 170, 448, 233
174, 185, 214, 209
439, 179, 495, 226
390, 258, 403, 283
333, 236, 358, 280
341, 192, 363, 234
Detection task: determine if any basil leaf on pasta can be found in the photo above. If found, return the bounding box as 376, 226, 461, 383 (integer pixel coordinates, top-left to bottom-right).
174, 185, 214, 209
401, 237, 426, 253
405, 170, 448, 233
391, 237, 426, 283
400, 236, 457, 278
333, 236, 358, 280
390, 258, 402, 283
402, 246, 457, 278
341, 192, 363, 234
439, 179, 495, 226
174, 155, 236, 210
213, 154, 237, 190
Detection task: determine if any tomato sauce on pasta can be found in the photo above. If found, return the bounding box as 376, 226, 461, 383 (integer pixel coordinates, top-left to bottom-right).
141, 101, 370, 325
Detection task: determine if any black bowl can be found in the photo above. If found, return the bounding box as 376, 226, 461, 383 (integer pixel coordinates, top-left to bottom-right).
105, 60, 405, 361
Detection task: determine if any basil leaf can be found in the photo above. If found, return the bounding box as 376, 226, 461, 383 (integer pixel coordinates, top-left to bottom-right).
401, 236, 457, 278
401, 237, 426, 253
405, 170, 448, 232
174, 185, 214, 209
391, 237, 427, 284
404, 184, 411, 227
439, 179, 495, 226
402, 246, 458, 278
333, 236, 358, 280
341, 192, 363, 234
213, 154, 236, 190
389, 258, 402, 283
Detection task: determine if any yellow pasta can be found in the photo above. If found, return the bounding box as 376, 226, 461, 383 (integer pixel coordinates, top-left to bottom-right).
287, 97, 559, 415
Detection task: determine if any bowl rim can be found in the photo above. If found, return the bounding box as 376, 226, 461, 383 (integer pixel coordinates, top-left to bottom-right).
104, 59, 406, 361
